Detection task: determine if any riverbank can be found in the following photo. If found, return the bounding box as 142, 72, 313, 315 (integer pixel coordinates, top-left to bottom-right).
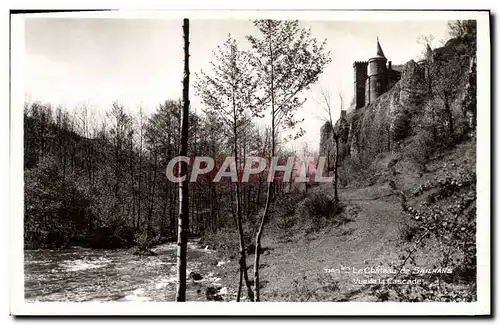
24, 239, 225, 302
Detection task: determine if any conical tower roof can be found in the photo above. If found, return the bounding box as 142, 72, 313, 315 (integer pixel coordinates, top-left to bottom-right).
375, 36, 386, 58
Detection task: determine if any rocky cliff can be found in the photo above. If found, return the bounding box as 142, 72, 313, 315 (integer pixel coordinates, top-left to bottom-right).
320, 37, 477, 172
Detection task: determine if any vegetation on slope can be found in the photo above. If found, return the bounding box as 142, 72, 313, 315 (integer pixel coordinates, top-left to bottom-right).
205, 22, 478, 302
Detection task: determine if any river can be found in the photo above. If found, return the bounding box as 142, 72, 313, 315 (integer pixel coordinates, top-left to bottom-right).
24, 241, 226, 302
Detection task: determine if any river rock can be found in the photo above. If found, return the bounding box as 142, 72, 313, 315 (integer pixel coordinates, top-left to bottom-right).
205, 287, 223, 301
217, 260, 229, 267
189, 272, 203, 281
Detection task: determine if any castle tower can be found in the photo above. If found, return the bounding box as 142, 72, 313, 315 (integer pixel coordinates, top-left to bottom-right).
366, 37, 388, 105
353, 61, 368, 109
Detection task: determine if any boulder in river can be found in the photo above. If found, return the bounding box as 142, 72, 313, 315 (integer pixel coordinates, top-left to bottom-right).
189, 272, 203, 281
205, 287, 223, 301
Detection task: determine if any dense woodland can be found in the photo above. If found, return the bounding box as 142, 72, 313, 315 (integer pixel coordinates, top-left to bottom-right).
24, 99, 278, 249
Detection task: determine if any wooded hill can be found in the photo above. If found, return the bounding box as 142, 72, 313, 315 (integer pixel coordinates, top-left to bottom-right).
23, 101, 285, 249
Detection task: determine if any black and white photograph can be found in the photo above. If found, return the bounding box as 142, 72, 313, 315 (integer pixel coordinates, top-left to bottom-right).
9, 9, 490, 316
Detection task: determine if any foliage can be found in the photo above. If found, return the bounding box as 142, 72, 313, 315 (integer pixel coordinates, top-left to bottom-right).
390, 169, 477, 301
296, 192, 344, 231
24, 155, 92, 248
406, 130, 436, 173
447, 20, 477, 40
195, 35, 257, 136
23, 101, 270, 249
246, 19, 332, 140
337, 153, 375, 187
274, 191, 306, 239
199, 228, 253, 260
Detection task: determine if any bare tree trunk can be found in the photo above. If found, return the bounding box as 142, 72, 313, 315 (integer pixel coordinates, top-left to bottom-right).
334, 134, 339, 202
137, 110, 144, 233
147, 152, 158, 240
176, 18, 190, 302
255, 175, 262, 212
232, 94, 254, 302
254, 180, 273, 301
246, 185, 251, 220
254, 24, 275, 301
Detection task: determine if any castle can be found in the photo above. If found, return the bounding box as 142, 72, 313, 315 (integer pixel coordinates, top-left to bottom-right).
353, 38, 402, 109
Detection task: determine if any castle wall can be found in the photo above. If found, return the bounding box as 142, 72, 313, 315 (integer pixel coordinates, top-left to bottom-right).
352, 42, 402, 109
387, 69, 401, 90
353, 62, 368, 109
365, 77, 370, 105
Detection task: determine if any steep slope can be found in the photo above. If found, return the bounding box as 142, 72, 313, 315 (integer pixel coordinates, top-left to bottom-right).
201, 137, 475, 302
203, 37, 478, 302
320, 37, 476, 177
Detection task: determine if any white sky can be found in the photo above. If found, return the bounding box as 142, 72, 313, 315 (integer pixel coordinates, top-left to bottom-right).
24, 17, 451, 150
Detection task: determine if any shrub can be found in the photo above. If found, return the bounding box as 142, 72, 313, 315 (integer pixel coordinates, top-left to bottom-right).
399, 222, 421, 242
297, 192, 344, 231
391, 170, 476, 301
406, 131, 435, 173
24, 155, 94, 248
447, 20, 477, 40
303, 192, 338, 217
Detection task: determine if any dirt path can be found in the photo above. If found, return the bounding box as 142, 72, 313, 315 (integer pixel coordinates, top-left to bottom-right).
257, 184, 406, 301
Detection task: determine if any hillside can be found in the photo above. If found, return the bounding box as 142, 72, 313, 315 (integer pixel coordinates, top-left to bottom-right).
197, 36, 478, 302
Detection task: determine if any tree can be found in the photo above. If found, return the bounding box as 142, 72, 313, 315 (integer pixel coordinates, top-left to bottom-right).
176, 18, 190, 302
195, 35, 257, 301
246, 19, 331, 301
146, 100, 181, 237
315, 88, 341, 202
107, 102, 133, 225
447, 20, 477, 40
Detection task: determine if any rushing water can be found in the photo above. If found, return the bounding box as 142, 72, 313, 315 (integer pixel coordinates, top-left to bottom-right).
24, 241, 223, 302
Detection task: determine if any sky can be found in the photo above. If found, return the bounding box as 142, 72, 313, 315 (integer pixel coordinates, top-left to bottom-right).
24, 17, 451, 151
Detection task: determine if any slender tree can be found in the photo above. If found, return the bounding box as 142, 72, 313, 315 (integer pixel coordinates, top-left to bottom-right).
246, 19, 331, 301
176, 18, 190, 302
195, 35, 257, 302
315, 88, 341, 202
136, 107, 145, 233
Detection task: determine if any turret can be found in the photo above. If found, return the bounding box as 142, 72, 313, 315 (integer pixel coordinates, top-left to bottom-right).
365, 37, 388, 105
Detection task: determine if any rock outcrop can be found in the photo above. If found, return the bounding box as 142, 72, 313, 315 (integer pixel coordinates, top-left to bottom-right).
319, 37, 476, 169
